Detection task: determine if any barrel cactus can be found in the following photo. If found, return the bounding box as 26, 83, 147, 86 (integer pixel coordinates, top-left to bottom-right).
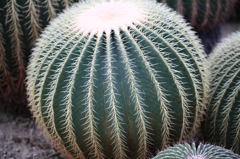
27, 0, 209, 158
204, 32, 240, 153
153, 142, 240, 159
158, 0, 237, 31
0, 0, 80, 114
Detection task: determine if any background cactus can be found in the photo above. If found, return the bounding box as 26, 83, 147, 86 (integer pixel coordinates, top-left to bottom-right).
158, 0, 238, 54
26, 0, 209, 158
158, 0, 237, 31
0, 0, 80, 115
204, 32, 240, 154
153, 142, 240, 159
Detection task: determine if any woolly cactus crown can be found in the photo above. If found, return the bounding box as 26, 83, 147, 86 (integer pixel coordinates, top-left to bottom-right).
27, 0, 208, 158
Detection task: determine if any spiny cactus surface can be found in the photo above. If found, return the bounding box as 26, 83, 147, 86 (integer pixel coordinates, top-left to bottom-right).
153, 142, 240, 159
204, 31, 240, 154
27, 0, 209, 158
0, 0, 80, 114
158, 0, 237, 31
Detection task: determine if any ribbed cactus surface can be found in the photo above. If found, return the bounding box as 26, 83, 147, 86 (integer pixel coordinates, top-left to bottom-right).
27, 0, 208, 158
0, 0, 79, 113
158, 0, 237, 31
204, 32, 240, 154
153, 142, 240, 159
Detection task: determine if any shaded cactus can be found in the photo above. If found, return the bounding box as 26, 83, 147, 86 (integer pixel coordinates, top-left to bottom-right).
153, 142, 240, 159
158, 0, 237, 31
27, 0, 209, 158
204, 32, 240, 153
0, 0, 80, 114
158, 0, 238, 54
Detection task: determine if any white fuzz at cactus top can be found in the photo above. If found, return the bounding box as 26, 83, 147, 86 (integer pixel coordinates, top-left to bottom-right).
187, 155, 206, 159
73, 1, 146, 34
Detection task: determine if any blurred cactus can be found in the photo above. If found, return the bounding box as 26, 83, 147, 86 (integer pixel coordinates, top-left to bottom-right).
158, 0, 238, 54
158, 0, 237, 31
0, 0, 80, 115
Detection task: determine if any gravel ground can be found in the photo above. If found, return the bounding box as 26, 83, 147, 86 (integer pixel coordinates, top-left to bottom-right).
0, 111, 63, 159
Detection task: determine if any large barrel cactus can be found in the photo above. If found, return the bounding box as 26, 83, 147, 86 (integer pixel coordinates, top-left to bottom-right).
158, 0, 237, 31
0, 0, 79, 114
27, 0, 208, 158
153, 142, 240, 159
204, 32, 240, 153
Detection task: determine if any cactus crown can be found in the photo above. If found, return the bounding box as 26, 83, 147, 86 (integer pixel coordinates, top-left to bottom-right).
72, 0, 146, 34
153, 142, 240, 159
27, 0, 208, 158
204, 31, 240, 153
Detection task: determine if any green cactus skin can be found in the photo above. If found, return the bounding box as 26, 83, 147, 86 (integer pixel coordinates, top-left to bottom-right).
153, 142, 240, 159
204, 32, 240, 154
158, 0, 237, 31
27, 0, 209, 158
0, 0, 80, 114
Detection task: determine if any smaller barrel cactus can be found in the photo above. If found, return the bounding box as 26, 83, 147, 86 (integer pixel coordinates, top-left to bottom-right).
204, 32, 240, 153
153, 142, 240, 159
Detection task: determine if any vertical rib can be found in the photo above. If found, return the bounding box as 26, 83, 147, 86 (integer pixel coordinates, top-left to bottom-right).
104, 31, 127, 159
220, 80, 240, 146
124, 29, 172, 148
44, 0, 57, 20
48, 33, 87, 159
131, 25, 191, 142
209, 62, 240, 139
25, 0, 41, 46
232, 81, 240, 153
6, 0, 25, 91
115, 29, 149, 159
191, 0, 198, 25
82, 33, 104, 159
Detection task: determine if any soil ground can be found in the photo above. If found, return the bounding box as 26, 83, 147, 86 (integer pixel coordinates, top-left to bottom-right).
0, 111, 63, 159
0, 22, 239, 159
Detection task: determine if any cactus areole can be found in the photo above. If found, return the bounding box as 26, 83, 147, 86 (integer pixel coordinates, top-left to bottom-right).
27, 0, 208, 158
